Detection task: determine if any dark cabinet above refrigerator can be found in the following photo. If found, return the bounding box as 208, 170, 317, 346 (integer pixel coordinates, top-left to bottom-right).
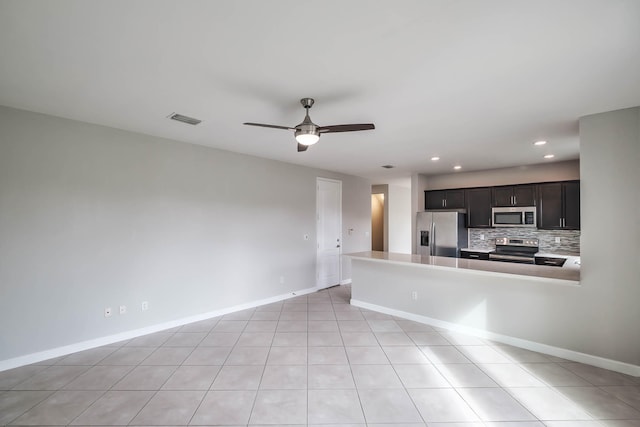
425, 189, 465, 210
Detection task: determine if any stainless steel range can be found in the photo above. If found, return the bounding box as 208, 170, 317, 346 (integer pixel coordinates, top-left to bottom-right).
489, 237, 539, 264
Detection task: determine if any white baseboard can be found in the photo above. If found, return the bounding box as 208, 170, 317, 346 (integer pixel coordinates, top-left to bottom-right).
0, 286, 318, 372
351, 299, 640, 377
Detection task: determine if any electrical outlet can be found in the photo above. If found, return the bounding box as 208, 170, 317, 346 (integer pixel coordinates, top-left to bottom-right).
104, 307, 112, 318
480, 234, 485, 241
411, 291, 418, 301
141, 301, 149, 311
555, 237, 561, 244
119, 305, 127, 315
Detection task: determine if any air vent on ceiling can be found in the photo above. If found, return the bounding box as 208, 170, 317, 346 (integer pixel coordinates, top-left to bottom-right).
168, 113, 202, 125
381, 165, 395, 169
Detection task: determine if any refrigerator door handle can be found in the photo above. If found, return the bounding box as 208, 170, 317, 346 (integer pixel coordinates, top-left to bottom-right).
431, 223, 435, 256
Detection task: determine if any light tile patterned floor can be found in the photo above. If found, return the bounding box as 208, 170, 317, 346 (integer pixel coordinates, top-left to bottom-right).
1, 285, 640, 426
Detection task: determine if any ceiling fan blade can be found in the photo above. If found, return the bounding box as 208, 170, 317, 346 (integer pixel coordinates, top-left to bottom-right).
297, 143, 309, 152
243, 122, 294, 130
317, 123, 375, 133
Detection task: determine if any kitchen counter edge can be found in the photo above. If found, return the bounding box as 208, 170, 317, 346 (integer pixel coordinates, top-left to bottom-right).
345, 251, 580, 285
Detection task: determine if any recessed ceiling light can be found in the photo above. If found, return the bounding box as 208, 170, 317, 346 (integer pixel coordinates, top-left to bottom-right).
431, 156, 440, 161
534, 140, 547, 146
544, 154, 555, 159
453, 165, 462, 170
381, 165, 395, 169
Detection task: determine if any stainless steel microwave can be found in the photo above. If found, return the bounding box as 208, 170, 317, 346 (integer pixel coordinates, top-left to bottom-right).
491, 206, 537, 228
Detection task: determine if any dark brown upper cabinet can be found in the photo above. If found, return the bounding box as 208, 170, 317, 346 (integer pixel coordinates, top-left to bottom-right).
537, 181, 580, 230
425, 189, 465, 210
492, 184, 536, 207
465, 187, 492, 228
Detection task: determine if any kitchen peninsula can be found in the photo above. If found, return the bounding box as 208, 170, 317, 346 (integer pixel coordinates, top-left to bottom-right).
346, 250, 588, 368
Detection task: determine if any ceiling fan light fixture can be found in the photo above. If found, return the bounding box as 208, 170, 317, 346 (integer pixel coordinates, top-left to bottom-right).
295, 130, 320, 146
243, 97, 374, 152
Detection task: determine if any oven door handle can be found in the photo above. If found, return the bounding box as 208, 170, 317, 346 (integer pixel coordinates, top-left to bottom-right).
489, 254, 534, 263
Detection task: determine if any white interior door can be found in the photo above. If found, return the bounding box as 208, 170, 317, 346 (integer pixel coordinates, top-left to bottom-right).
316, 177, 342, 289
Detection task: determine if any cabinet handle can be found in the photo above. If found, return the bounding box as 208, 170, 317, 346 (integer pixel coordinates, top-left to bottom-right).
469, 254, 479, 258
514, 196, 517, 205
560, 218, 563, 227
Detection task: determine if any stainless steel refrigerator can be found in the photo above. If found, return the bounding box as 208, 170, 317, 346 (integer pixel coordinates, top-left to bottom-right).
416, 211, 468, 258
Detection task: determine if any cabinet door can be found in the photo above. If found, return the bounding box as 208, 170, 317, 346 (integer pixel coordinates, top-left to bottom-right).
465, 187, 492, 228
425, 190, 446, 210
538, 183, 563, 229
563, 181, 580, 229
445, 189, 465, 209
492, 186, 514, 206
513, 185, 536, 206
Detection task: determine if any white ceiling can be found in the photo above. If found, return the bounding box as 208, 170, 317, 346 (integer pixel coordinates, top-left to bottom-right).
1, 1, 639, 186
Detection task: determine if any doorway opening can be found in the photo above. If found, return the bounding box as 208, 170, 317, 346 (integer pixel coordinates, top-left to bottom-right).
371, 193, 384, 251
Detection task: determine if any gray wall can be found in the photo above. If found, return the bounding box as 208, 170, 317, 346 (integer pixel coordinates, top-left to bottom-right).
387, 185, 411, 254
410, 173, 429, 254
578, 106, 640, 365
354, 107, 640, 367
0, 106, 371, 362
422, 160, 580, 190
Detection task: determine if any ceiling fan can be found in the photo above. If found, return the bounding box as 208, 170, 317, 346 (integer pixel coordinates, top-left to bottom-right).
243, 98, 375, 152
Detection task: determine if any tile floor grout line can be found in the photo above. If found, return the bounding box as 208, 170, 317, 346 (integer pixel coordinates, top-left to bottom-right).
337, 293, 367, 426
1, 389, 57, 426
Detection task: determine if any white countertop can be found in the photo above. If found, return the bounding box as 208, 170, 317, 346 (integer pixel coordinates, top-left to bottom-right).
346, 251, 580, 282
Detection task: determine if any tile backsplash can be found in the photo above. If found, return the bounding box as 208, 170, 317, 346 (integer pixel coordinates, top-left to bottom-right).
468, 228, 580, 255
